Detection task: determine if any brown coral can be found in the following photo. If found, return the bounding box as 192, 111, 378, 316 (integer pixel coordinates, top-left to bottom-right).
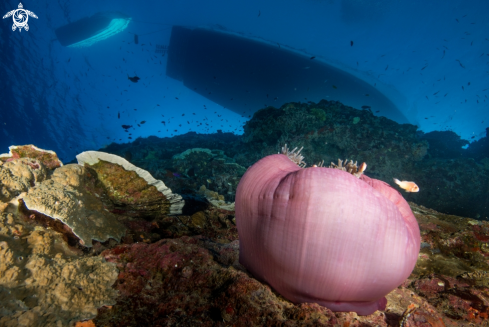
22, 164, 126, 247
77, 151, 184, 217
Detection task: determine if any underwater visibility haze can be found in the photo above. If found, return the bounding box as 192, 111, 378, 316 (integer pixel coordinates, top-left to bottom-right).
1, 0, 489, 326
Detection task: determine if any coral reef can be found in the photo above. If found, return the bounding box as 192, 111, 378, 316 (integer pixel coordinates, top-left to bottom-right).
0, 143, 489, 325
92, 100, 489, 219
169, 148, 246, 202
418, 131, 469, 159
240, 100, 428, 175
413, 158, 489, 219
466, 127, 489, 160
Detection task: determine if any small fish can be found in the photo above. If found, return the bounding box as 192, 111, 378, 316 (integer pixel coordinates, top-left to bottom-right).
310, 56, 316, 60
350, 40, 353, 46
134, 34, 139, 44
332, 85, 337, 89
118, 112, 120, 119
128, 74, 140, 83
456, 59, 465, 68
393, 178, 419, 192
140, 121, 146, 124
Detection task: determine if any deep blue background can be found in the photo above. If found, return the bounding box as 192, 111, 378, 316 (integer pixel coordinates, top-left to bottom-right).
1, 0, 488, 162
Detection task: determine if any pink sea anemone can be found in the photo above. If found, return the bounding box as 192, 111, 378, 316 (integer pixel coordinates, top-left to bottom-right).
235, 153, 420, 315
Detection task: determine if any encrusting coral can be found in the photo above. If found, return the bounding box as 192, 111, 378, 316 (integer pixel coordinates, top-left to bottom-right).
0, 208, 118, 327
0, 158, 48, 202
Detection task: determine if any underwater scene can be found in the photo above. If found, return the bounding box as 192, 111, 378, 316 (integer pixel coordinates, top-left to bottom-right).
1, 0, 489, 326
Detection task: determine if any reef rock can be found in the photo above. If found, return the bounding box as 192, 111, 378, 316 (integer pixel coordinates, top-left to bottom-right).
91, 202, 489, 326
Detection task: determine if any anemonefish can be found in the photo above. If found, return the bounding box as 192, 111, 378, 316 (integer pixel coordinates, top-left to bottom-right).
393, 178, 419, 192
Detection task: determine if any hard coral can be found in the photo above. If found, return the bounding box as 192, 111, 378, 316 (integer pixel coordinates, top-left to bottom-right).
22, 164, 126, 247
77, 151, 184, 217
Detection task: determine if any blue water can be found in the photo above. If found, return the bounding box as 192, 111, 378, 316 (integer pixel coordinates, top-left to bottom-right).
1, 0, 488, 162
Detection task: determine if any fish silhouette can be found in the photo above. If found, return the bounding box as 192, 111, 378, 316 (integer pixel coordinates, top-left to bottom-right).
127, 74, 140, 83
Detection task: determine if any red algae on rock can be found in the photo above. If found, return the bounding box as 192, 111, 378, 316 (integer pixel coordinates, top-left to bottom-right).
97, 236, 343, 326
89, 202, 489, 327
